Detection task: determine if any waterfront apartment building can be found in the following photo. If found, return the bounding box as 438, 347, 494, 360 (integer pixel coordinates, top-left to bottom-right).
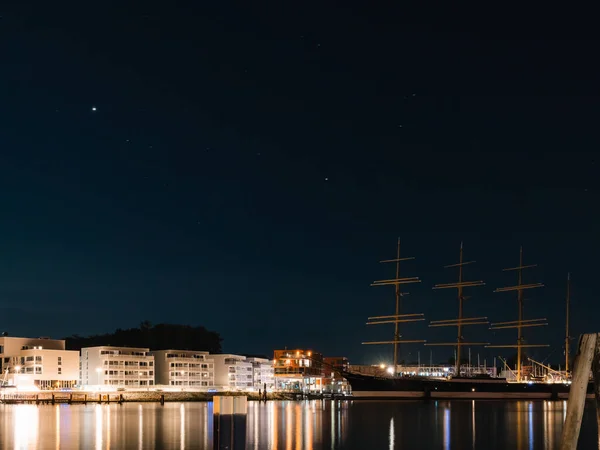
0, 336, 79, 389
246, 357, 275, 391
151, 350, 215, 388
273, 349, 324, 392
80, 346, 155, 387
212, 354, 254, 390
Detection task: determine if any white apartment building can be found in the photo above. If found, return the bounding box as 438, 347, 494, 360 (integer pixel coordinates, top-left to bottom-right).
80, 346, 155, 387
247, 357, 275, 391
151, 350, 215, 388
0, 336, 79, 389
212, 354, 254, 391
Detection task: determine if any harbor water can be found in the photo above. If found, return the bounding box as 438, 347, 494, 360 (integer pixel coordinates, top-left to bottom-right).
0, 399, 598, 449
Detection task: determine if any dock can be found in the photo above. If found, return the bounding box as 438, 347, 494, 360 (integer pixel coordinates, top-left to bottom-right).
0, 390, 302, 405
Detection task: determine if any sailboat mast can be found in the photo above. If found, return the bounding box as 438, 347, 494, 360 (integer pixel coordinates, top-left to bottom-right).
517, 247, 524, 383
393, 238, 401, 370
456, 243, 465, 375
489, 246, 547, 383
565, 273, 571, 373
426, 242, 487, 377
363, 240, 426, 375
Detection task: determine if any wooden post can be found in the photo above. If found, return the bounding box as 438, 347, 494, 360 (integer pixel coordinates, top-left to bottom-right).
593, 336, 600, 441
232, 396, 248, 450
560, 333, 597, 450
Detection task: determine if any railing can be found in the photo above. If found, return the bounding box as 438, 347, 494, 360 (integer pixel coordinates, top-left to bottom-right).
165, 356, 211, 361
101, 354, 152, 360
274, 369, 320, 376
167, 363, 209, 369
105, 374, 153, 380
169, 376, 212, 381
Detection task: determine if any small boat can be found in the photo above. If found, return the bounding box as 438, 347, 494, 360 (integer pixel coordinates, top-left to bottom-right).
346, 242, 591, 400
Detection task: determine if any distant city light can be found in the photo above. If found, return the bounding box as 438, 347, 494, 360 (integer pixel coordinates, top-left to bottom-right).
386, 367, 394, 375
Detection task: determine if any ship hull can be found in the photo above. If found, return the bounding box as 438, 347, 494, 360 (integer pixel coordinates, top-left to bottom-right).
344, 372, 594, 400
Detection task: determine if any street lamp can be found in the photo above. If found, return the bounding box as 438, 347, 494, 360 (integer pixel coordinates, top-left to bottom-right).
95, 367, 102, 387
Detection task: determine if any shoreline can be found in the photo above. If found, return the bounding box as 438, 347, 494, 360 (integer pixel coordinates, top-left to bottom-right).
0, 390, 317, 404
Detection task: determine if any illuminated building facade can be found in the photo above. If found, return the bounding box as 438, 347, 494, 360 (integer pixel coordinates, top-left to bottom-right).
246, 357, 275, 390
151, 350, 215, 387
80, 346, 155, 387
0, 336, 79, 389
323, 356, 350, 394
212, 354, 254, 390
273, 349, 324, 392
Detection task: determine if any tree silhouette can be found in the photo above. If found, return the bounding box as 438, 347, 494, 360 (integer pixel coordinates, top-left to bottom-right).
65, 322, 223, 353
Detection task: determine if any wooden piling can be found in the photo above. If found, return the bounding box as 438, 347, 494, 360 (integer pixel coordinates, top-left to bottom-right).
560, 333, 597, 450
593, 336, 600, 440
213, 396, 247, 449
233, 396, 248, 450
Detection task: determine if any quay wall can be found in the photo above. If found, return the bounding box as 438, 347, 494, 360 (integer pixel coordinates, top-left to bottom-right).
1, 390, 296, 404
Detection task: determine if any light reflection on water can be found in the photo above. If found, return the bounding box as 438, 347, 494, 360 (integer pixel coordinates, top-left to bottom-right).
0, 400, 599, 449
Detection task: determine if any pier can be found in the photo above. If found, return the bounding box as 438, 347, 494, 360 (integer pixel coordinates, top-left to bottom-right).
0, 390, 302, 405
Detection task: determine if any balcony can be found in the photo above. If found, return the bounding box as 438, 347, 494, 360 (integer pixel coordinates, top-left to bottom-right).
169, 375, 211, 381
166, 358, 209, 365
101, 354, 151, 360
106, 374, 153, 379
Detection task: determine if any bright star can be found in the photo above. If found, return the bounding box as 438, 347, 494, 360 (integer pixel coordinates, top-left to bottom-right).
91, 107, 97, 111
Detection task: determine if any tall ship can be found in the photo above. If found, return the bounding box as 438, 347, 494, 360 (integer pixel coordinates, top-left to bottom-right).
343, 241, 592, 400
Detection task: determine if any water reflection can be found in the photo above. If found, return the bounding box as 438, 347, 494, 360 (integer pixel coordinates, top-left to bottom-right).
95, 404, 102, 450
528, 402, 534, 450
471, 400, 476, 450
55, 405, 60, 450
1, 399, 598, 449
139, 404, 143, 450
14, 404, 39, 449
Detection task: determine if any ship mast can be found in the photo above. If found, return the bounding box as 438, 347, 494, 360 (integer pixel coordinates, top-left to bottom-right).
487, 246, 548, 382
362, 238, 426, 374
565, 273, 571, 373
425, 242, 488, 376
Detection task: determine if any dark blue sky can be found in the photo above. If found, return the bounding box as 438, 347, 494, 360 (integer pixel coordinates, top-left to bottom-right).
0, 4, 598, 364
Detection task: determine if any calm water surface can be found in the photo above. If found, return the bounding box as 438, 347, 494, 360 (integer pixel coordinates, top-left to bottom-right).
0, 400, 598, 449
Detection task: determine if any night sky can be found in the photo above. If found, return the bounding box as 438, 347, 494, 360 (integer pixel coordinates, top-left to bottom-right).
1, 4, 598, 365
